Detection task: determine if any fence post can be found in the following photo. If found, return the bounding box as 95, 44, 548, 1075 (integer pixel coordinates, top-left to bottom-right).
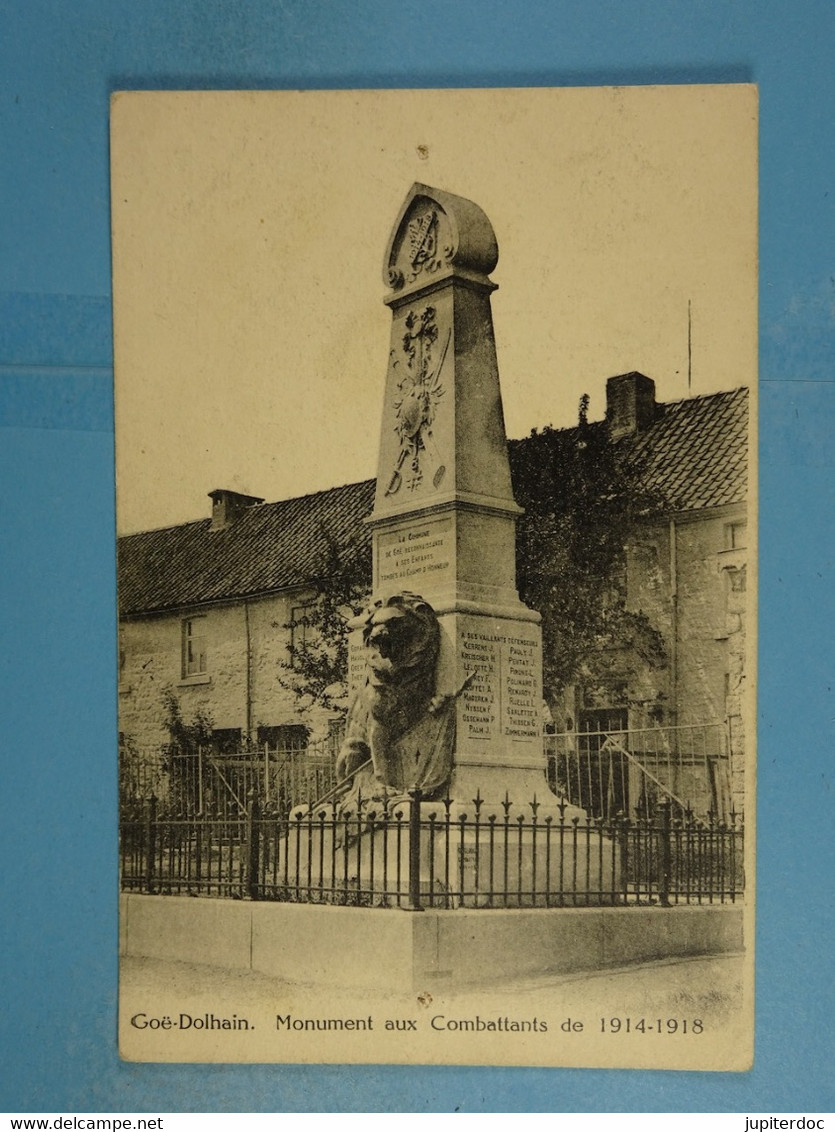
145, 793, 157, 894
657, 797, 672, 907
246, 787, 261, 901
615, 811, 629, 905
407, 786, 423, 912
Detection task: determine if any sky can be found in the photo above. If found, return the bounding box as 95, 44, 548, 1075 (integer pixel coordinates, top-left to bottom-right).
111, 86, 757, 533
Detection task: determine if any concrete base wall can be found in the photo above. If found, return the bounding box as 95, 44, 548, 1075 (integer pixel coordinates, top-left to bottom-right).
413, 904, 743, 986
121, 894, 744, 990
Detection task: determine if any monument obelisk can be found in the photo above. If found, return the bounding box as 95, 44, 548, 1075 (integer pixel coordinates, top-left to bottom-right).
365, 183, 552, 807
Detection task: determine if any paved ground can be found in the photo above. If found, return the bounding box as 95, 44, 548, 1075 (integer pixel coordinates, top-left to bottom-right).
121, 950, 745, 1023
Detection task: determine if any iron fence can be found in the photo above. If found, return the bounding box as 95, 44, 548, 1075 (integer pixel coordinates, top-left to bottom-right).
120, 791, 744, 909
545, 723, 738, 822
121, 723, 736, 823
120, 740, 340, 820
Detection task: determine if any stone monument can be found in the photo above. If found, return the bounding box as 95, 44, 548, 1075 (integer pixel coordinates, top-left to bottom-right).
346, 183, 578, 815
312, 183, 616, 905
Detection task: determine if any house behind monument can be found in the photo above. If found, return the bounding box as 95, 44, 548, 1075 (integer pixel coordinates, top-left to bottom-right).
118, 373, 749, 819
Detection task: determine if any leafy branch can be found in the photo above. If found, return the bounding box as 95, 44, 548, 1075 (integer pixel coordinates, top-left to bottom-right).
279, 526, 371, 715
510, 396, 668, 709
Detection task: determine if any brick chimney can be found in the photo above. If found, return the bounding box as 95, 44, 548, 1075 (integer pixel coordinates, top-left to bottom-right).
606, 372, 656, 440
209, 488, 264, 531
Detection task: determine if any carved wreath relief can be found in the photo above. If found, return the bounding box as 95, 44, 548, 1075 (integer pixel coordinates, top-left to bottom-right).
387, 205, 454, 290
385, 305, 449, 496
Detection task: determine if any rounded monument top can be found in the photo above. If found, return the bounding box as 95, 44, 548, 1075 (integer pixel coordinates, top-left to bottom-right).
383, 183, 498, 296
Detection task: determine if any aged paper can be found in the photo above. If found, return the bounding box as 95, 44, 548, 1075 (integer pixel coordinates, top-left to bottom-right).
113, 86, 756, 1070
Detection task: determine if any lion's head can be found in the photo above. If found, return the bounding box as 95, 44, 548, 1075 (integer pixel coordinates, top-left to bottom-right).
349, 591, 440, 690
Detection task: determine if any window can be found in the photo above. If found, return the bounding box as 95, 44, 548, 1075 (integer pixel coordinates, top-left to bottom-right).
724, 521, 746, 550
181, 617, 207, 678
289, 603, 314, 669
211, 727, 243, 755
578, 707, 629, 745
257, 724, 309, 753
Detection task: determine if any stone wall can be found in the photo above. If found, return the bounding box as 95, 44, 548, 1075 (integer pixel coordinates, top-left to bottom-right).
627, 507, 747, 813
118, 590, 337, 751
624, 506, 747, 730
548, 504, 748, 819
120, 892, 745, 991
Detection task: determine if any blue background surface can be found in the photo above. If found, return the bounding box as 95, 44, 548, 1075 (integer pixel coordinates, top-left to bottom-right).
1, 0, 833, 1113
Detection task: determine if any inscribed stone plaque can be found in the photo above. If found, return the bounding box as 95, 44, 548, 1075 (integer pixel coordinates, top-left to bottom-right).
376, 518, 454, 591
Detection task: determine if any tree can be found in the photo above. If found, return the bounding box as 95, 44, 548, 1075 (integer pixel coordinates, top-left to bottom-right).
154, 688, 217, 815
160, 686, 215, 754
279, 527, 371, 716
509, 396, 667, 716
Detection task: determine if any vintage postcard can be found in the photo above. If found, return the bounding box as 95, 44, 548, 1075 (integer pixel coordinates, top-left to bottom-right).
112, 86, 757, 1070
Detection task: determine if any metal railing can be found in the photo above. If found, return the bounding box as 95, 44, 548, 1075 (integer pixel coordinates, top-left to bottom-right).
120, 740, 340, 820
545, 723, 737, 822
121, 723, 736, 822
120, 790, 744, 909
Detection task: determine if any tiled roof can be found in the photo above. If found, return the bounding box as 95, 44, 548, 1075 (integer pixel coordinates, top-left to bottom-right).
118, 479, 375, 616
626, 387, 748, 511
118, 387, 747, 615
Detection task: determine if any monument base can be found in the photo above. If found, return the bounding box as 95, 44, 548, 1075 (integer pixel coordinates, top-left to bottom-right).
446, 762, 571, 811
284, 793, 620, 909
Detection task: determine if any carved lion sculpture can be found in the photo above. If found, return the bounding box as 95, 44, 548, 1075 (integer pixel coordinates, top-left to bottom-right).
336, 591, 454, 799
